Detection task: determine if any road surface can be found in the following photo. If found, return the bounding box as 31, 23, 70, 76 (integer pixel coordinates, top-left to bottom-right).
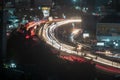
25, 19, 120, 74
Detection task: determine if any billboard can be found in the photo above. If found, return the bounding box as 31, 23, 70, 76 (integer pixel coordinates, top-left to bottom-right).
42, 7, 50, 17
96, 42, 104, 46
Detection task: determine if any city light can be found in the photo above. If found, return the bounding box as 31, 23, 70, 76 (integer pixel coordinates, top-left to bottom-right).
72, 0, 77, 2
115, 43, 119, 46
42, 10, 50, 17
70, 28, 81, 42
38, 6, 41, 10
48, 17, 53, 21
96, 42, 104, 46
72, 29, 80, 35
42, 7, 50, 18
101, 39, 110, 42
105, 50, 112, 56
3, 62, 17, 69
83, 33, 89, 38
10, 63, 17, 68
62, 13, 66, 19
76, 44, 82, 51
42, 7, 50, 10
3, 0, 120, 79
75, 6, 81, 10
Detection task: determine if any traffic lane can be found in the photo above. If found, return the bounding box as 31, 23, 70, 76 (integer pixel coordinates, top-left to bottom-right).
41, 19, 120, 73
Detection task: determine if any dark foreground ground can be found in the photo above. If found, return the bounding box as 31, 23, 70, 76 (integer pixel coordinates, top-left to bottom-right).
0, 31, 120, 80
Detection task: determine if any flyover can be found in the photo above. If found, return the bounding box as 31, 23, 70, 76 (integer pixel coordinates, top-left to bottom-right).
23, 19, 120, 74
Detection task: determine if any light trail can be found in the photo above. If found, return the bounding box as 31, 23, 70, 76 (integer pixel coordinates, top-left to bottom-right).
28, 19, 120, 74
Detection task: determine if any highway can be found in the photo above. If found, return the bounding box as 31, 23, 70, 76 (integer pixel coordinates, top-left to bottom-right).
26, 19, 120, 74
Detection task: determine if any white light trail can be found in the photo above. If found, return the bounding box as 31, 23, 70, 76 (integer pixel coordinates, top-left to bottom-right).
37, 19, 120, 71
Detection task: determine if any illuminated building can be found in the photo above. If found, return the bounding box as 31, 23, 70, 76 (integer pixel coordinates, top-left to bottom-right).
96, 15, 120, 48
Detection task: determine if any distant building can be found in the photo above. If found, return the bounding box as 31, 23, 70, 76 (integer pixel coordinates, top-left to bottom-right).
96, 14, 120, 48
97, 23, 120, 41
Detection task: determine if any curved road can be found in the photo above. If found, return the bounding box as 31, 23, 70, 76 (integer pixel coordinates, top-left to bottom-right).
26, 19, 120, 74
